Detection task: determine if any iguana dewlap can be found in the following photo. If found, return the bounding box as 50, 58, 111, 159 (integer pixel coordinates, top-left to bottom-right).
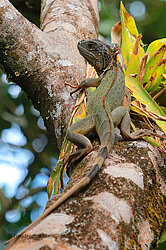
6, 39, 149, 245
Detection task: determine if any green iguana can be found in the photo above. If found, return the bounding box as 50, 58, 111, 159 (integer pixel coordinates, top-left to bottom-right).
6, 39, 150, 245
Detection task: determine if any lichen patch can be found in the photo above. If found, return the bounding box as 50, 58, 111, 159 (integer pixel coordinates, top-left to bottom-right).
97, 229, 118, 250
57, 59, 73, 67
138, 220, 154, 249
27, 51, 35, 62
91, 192, 133, 224
61, 92, 70, 105
45, 84, 56, 98
26, 213, 74, 235
104, 162, 144, 189
128, 141, 149, 148
0, 0, 7, 8
55, 103, 62, 117
5, 11, 15, 20
54, 126, 62, 137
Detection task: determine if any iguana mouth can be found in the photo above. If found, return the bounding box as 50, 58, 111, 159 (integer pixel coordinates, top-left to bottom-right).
77, 42, 97, 62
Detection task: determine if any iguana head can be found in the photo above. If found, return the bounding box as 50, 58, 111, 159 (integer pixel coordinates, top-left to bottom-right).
77, 39, 118, 75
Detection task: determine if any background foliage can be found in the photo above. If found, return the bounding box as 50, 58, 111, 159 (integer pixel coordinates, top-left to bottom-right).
0, 0, 165, 248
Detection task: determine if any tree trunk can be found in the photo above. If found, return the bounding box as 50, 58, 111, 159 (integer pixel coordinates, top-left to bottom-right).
1, 0, 165, 249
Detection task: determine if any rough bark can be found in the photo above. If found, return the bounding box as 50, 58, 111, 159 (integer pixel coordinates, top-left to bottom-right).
6, 139, 166, 249
1, 0, 165, 249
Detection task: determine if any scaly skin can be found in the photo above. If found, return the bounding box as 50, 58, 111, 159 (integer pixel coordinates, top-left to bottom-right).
6, 39, 149, 245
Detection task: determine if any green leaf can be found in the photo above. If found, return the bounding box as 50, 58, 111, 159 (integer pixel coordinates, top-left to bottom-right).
159, 231, 166, 244
144, 137, 161, 147
126, 35, 142, 75
47, 162, 62, 197
142, 44, 166, 92
146, 39, 166, 59
53, 171, 61, 195
120, 1, 145, 66
161, 106, 166, 114
126, 75, 166, 133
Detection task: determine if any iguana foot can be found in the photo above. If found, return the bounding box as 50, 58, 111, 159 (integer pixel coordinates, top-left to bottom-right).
121, 129, 152, 140
65, 78, 82, 96
63, 147, 92, 167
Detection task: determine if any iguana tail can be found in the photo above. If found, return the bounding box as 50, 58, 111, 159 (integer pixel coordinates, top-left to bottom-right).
87, 116, 115, 181
6, 118, 115, 245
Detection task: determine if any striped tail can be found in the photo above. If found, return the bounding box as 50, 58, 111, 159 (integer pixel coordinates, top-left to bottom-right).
6, 114, 115, 245
87, 117, 115, 181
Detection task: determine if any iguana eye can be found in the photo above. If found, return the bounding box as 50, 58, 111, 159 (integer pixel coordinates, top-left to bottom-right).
87, 42, 95, 50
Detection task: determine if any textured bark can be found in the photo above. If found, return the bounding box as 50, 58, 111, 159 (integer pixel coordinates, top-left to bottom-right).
1, 0, 165, 249
6, 140, 166, 249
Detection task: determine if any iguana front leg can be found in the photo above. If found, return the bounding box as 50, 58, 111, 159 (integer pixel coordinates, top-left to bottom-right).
64, 115, 95, 165
64, 77, 101, 165
69, 77, 101, 95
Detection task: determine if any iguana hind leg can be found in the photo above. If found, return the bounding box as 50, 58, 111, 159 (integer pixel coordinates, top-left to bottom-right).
65, 115, 95, 165
111, 106, 150, 140
111, 106, 126, 127
120, 109, 150, 140
95, 111, 115, 150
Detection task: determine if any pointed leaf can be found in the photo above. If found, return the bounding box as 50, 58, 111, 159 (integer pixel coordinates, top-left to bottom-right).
143, 45, 166, 92
144, 137, 161, 147
146, 39, 166, 59
47, 162, 62, 198
126, 75, 166, 133
120, 1, 145, 65
126, 34, 142, 75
